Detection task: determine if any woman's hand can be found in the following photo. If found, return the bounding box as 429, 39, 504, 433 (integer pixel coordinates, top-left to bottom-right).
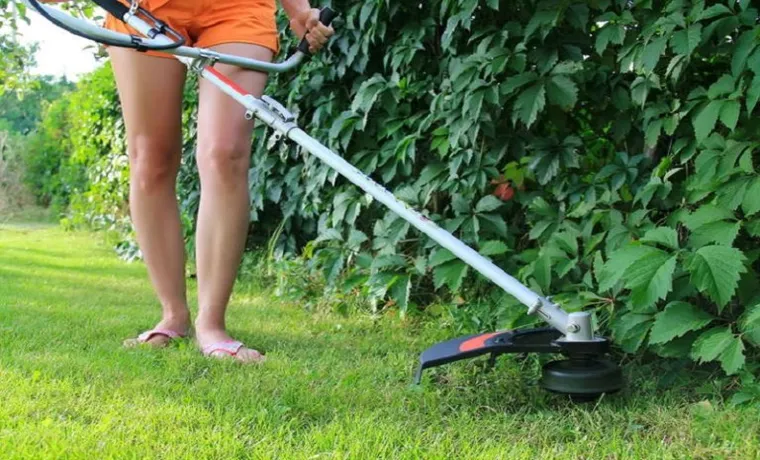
289, 8, 334, 54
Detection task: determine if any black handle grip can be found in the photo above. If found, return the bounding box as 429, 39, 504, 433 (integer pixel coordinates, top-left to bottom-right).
92, 0, 130, 20
297, 7, 337, 57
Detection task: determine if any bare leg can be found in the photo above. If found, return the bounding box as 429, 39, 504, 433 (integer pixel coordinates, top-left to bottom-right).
194, 43, 273, 362
109, 48, 191, 346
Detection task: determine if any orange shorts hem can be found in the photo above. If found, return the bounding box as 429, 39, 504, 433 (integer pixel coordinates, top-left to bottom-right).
102, 0, 280, 59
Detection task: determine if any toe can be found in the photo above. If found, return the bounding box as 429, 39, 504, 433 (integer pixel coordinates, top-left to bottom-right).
145, 335, 172, 347
208, 350, 235, 360
237, 347, 266, 364
123, 334, 172, 348
205, 346, 265, 363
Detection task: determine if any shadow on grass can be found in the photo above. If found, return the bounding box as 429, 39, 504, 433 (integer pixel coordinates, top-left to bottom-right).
0, 305, 720, 446
3, 267, 706, 421
1, 245, 97, 261
1, 248, 145, 278
1, 227, 721, 432
0, 268, 151, 308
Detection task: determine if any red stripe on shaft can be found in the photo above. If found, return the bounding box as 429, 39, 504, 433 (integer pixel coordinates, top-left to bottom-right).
204, 66, 249, 96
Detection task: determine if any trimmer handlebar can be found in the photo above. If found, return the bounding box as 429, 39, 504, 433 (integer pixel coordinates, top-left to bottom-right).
24, 0, 337, 73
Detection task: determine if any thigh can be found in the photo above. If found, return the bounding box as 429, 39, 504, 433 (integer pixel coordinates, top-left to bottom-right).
196, 43, 273, 155
108, 48, 187, 158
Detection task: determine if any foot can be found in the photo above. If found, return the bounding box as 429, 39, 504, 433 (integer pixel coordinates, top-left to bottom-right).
194, 325, 265, 363
124, 312, 191, 348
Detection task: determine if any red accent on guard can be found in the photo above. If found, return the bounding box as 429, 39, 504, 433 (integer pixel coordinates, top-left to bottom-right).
204, 66, 249, 96
459, 332, 499, 352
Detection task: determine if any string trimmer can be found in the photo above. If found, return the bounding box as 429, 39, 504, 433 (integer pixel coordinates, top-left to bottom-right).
26, 0, 624, 400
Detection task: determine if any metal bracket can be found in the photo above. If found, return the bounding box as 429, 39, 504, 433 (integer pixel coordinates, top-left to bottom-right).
190, 50, 219, 73
528, 296, 554, 316
242, 95, 257, 121
261, 95, 295, 123
124, 0, 140, 22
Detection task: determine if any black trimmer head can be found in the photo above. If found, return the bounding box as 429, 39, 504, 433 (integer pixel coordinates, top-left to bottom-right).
415, 328, 623, 401
540, 358, 623, 401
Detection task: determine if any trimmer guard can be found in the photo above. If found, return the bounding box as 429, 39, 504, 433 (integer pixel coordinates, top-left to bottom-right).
414, 328, 563, 384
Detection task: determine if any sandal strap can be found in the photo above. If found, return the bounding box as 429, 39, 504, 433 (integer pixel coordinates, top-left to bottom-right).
202, 340, 244, 357
137, 328, 183, 343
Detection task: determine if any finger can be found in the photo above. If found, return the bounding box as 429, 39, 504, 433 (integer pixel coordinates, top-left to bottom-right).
309, 27, 328, 43
310, 33, 328, 49
314, 23, 334, 36
306, 37, 318, 53
305, 11, 321, 29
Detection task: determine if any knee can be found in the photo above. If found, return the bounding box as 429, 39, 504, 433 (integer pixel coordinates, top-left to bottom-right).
129, 136, 180, 194
197, 140, 250, 183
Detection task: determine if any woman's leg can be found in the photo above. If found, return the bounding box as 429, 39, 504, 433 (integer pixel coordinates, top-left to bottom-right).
109, 48, 191, 346
194, 43, 273, 362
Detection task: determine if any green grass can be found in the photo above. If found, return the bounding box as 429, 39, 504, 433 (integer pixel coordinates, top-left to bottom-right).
0, 205, 56, 227
1, 221, 758, 459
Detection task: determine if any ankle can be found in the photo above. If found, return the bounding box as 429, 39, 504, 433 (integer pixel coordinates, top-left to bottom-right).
162, 307, 190, 323
194, 316, 225, 332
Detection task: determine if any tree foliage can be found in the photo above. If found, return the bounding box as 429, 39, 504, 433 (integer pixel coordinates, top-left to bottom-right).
0, 75, 73, 134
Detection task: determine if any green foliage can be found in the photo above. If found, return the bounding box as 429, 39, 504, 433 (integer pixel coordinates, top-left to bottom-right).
649, 301, 713, 345
31, 0, 760, 379
22, 96, 73, 208
0, 75, 73, 134
0, 130, 33, 212
53, 64, 132, 242
0, 73, 75, 209
688, 245, 747, 309
691, 326, 745, 375
1, 0, 98, 92
0, 40, 37, 94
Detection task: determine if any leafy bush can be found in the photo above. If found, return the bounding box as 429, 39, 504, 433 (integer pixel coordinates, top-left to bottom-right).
275, 0, 760, 380
22, 97, 75, 209
0, 75, 73, 134
44, 0, 760, 384
0, 34, 36, 93
62, 65, 130, 234
0, 130, 33, 214
0, 75, 76, 209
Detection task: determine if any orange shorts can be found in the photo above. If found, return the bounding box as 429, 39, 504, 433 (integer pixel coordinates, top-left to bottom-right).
104, 0, 279, 57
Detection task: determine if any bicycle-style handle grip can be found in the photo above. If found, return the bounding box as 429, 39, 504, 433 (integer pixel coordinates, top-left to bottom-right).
297, 7, 337, 57
93, 0, 130, 20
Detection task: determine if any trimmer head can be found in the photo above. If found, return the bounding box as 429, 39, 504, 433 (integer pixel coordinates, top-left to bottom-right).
540, 358, 623, 400
415, 328, 623, 401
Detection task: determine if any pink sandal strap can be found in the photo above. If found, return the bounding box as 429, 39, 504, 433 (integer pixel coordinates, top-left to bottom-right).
202, 340, 244, 357
137, 328, 184, 343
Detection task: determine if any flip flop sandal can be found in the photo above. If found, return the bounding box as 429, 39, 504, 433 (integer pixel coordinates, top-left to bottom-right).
124, 328, 187, 348
201, 340, 265, 363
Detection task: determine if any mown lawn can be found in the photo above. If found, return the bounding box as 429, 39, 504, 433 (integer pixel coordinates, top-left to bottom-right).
1, 219, 758, 459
